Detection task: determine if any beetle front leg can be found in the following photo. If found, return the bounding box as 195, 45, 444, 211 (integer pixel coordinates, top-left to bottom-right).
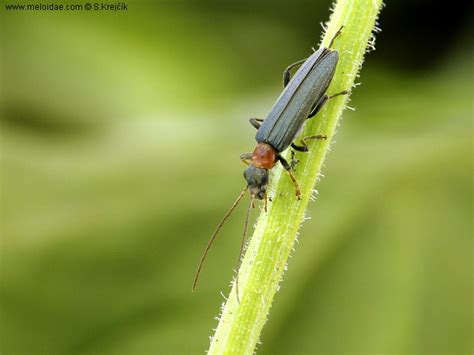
283, 58, 307, 87
240, 152, 252, 165
278, 155, 301, 200
290, 149, 299, 170
249, 118, 264, 130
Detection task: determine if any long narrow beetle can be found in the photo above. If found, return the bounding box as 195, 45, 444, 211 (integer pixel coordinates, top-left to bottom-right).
193, 28, 348, 294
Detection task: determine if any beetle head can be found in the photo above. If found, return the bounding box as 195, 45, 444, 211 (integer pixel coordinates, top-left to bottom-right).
243, 165, 268, 200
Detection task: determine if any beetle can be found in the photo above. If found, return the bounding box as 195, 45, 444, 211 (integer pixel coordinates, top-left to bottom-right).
193, 28, 348, 292
241, 28, 348, 201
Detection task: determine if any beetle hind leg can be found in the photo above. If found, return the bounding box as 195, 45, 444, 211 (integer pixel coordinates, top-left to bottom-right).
328, 90, 349, 100
283, 58, 307, 87
328, 26, 344, 48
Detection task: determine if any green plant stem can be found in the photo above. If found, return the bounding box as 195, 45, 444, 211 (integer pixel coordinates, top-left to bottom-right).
208, 1, 383, 353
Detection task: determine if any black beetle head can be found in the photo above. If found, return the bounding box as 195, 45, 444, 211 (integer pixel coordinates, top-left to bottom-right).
243, 165, 269, 200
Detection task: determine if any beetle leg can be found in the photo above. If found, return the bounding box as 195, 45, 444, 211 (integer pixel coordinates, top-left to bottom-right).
307, 89, 350, 119
240, 152, 252, 165
291, 135, 327, 152
290, 150, 300, 169
278, 155, 302, 200
292, 138, 322, 152
249, 118, 264, 130
291, 143, 307, 152
307, 95, 328, 118
328, 26, 344, 48
328, 90, 350, 100
283, 58, 307, 87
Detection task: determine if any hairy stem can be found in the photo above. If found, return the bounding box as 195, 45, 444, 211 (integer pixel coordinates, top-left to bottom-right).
208, 1, 383, 353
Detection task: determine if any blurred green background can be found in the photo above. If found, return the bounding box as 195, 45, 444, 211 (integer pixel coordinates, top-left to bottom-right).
1, 0, 472, 354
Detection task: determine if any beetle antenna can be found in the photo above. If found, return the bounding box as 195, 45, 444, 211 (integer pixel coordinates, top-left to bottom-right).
235, 195, 254, 303
192, 186, 249, 291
